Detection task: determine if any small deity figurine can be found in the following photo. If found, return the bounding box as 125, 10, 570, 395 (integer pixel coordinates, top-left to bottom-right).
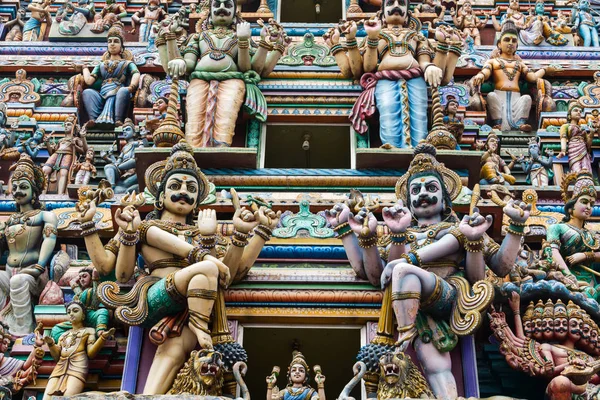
571, 0, 599, 47
145, 96, 169, 133
73, 147, 97, 185
442, 96, 464, 147
2, 8, 27, 42
266, 351, 326, 400
324, 0, 446, 149
546, 170, 599, 300
413, 0, 445, 23
0, 154, 57, 336
553, 10, 574, 34
101, 118, 146, 193
81, 141, 280, 394
42, 116, 89, 195
42, 301, 115, 399
451, 0, 489, 45
558, 101, 595, 174
162, 1, 288, 147
517, 136, 554, 186
23, 0, 52, 41
472, 21, 553, 132
131, 0, 167, 42
57, 0, 96, 36
77, 27, 141, 126
479, 133, 516, 185
90, 0, 127, 34
0, 322, 45, 393
326, 143, 529, 399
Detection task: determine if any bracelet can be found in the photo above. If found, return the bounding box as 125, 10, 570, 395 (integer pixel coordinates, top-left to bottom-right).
358, 235, 377, 248
407, 250, 422, 267
238, 40, 249, 49
345, 38, 357, 49
200, 235, 217, 249
318, 384, 325, 389
506, 225, 527, 237
367, 38, 379, 48
436, 42, 449, 52
586, 252, 596, 262
187, 247, 210, 264
80, 221, 95, 230
232, 230, 249, 247
275, 43, 286, 54
465, 238, 484, 253
423, 63, 436, 74
333, 222, 352, 238
509, 220, 527, 227
330, 44, 344, 55
254, 224, 273, 242
31, 264, 45, 273
118, 230, 139, 246
390, 232, 406, 245
258, 39, 273, 50
513, 309, 520, 316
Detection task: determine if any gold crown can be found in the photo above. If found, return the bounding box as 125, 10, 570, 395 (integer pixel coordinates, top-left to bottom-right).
522, 301, 535, 322
107, 26, 125, 43
144, 140, 210, 203
122, 118, 136, 131
395, 143, 463, 201
554, 299, 567, 319
567, 300, 586, 320
532, 300, 545, 320
11, 154, 46, 192
289, 350, 309, 371
542, 299, 554, 319
561, 170, 597, 203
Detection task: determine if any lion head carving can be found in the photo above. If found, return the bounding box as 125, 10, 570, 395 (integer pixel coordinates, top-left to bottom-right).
168, 349, 225, 395
377, 351, 434, 400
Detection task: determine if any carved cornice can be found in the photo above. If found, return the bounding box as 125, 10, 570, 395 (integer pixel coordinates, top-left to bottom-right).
225, 289, 383, 304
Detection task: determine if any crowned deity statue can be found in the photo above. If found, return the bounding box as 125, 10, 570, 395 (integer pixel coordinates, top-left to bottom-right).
479, 133, 516, 185
324, 0, 449, 149
0, 154, 58, 336
0, 322, 44, 393
101, 118, 146, 193
325, 143, 529, 399
57, 0, 95, 36
2, 8, 27, 42
77, 141, 279, 394
546, 170, 599, 300
160, 0, 289, 147
451, 0, 489, 46
42, 116, 89, 195
23, 0, 52, 41
266, 351, 326, 400
558, 101, 595, 174
73, 147, 97, 186
472, 21, 554, 132
517, 136, 554, 187
130, 0, 167, 42
76, 28, 140, 126
42, 301, 115, 399
90, 0, 127, 34
571, 0, 600, 47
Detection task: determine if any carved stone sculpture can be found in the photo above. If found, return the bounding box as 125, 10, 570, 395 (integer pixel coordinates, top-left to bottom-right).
266, 351, 326, 400
558, 101, 595, 174
130, 0, 166, 42
23, 0, 52, 41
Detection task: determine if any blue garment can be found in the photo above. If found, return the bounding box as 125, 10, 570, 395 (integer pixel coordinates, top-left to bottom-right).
374, 77, 428, 148
283, 387, 316, 400
23, 17, 41, 39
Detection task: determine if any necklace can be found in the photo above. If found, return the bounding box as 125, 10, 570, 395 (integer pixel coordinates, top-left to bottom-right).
202, 31, 237, 60
61, 327, 85, 348
406, 222, 454, 249
286, 386, 307, 395
209, 25, 231, 39
6, 209, 41, 243
497, 58, 520, 81
567, 223, 600, 251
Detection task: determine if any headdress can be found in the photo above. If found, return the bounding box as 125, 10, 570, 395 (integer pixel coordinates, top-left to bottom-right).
554, 299, 567, 319
144, 140, 210, 203
107, 26, 124, 43
566, 100, 583, 122
567, 300, 586, 320
560, 170, 597, 203
287, 350, 310, 384
11, 154, 46, 192
498, 20, 518, 41
395, 143, 463, 201
542, 299, 554, 319
522, 301, 535, 322
122, 118, 135, 131
532, 300, 545, 320
527, 136, 540, 148
103, 27, 133, 61
66, 299, 87, 313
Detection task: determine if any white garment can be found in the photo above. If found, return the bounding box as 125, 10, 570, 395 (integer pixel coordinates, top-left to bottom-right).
487, 90, 532, 131
0, 266, 46, 336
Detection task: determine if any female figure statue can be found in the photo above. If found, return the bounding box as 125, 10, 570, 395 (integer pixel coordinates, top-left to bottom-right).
558, 101, 595, 173
546, 170, 599, 300
43, 301, 114, 399
77, 27, 140, 126
266, 351, 325, 400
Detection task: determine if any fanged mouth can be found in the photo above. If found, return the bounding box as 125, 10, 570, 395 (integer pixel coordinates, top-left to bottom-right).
201, 363, 219, 376
384, 363, 400, 377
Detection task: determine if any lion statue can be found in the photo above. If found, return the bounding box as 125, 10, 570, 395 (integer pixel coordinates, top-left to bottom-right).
377, 351, 434, 400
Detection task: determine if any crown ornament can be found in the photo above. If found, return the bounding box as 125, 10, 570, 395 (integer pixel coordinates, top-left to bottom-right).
11, 154, 46, 192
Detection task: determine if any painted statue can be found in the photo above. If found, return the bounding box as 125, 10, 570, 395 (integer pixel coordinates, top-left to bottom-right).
73, 147, 97, 185
472, 21, 553, 132
326, 143, 529, 399
479, 133, 516, 185
42, 301, 115, 399
0, 106, 46, 161
0, 322, 44, 393
266, 351, 326, 400
161, 1, 288, 147
546, 170, 599, 300
23, 0, 52, 41
451, 0, 489, 45
517, 136, 554, 186
571, 0, 599, 47
0, 154, 57, 336
558, 101, 595, 174
101, 118, 146, 193
2, 8, 27, 42
413, 0, 445, 23
491, 0, 567, 46
131, 0, 167, 42
145, 96, 170, 134
325, 0, 445, 148
77, 27, 140, 126
442, 95, 463, 147
78, 141, 279, 394
57, 0, 96, 36
42, 116, 88, 195
90, 0, 127, 34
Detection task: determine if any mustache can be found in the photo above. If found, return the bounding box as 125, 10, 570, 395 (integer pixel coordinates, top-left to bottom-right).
412, 194, 438, 209
388, 7, 405, 16
214, 8, 232, 16
13, 192, 26, 198
171, 193, 195, 205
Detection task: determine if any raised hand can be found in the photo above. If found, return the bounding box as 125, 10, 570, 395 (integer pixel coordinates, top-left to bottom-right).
364, 16, 382, 40
197, 208, 218, 236
507, 291, 520, 312
324, 203, 351, 228
458, 207, 493, 240
233, 207, 259, 234
34, 323, 44, 347
78, 198, 97, 223
115, 205, 141, 233
101, 327, 116, 340
503, 199, 531, 224
382, 200, 412, 233
236, 21, 251, 41
257, 206, 281, 229
348, 207, 378, 237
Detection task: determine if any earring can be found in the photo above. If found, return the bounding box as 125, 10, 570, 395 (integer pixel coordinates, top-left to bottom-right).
156, 197, 164, 211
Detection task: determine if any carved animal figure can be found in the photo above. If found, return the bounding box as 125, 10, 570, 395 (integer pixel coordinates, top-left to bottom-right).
377, 352, 434, 400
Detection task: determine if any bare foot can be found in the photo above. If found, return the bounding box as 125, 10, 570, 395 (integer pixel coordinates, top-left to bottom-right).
519, 124, 532, 132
